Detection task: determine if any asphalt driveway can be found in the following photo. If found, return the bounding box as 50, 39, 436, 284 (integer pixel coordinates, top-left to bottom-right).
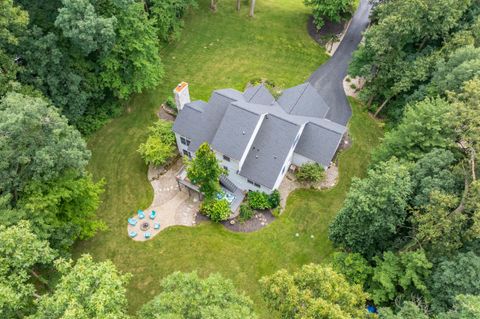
308, 0, 372, 125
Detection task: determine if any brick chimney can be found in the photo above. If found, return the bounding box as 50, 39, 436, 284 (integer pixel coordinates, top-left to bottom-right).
173, 82, 190, 111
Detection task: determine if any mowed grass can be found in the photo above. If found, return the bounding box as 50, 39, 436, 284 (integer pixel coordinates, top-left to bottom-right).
74, 0, 383, 317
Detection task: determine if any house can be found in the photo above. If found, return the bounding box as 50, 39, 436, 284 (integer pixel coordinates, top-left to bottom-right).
172, 82, 347, 195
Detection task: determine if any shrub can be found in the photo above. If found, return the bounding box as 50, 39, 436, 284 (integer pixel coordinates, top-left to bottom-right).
138, 120, 176, 166
248, 191, 271, 210
200, 199, 230, 222
272, 207, 281, 217
296, 162, 325, 183
165, 96, 177, 112
239, 204, 254, 221
268, 190, 281, 209
304, 0, 355, 30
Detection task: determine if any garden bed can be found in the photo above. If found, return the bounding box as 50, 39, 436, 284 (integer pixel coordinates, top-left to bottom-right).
221, 210, 276, 233
307, 15, 348, 45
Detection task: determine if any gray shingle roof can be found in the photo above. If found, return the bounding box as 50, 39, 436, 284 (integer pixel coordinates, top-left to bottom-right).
295, 122, 345, 167
239, 114, 301, 188
244, 85, 275, 105
173, 83, 347, 189
277, 83, 329, 118
211, 104, 262, 160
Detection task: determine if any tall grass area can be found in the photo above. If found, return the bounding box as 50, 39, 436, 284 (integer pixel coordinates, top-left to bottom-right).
74, 0, 382, 317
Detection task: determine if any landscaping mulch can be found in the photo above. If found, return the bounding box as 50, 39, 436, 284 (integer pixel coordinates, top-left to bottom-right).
221, 211, 276, 233
157, 104, 175, 121
307, 15, 347, 45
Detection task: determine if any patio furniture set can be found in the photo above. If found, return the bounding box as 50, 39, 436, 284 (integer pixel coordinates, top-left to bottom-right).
128, 210, 160, 239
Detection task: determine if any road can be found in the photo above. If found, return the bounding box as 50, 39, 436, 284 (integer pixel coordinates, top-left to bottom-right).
308, 0, 373, 125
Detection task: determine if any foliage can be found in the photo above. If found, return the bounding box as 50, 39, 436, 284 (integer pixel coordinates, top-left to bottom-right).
437, 295, 480, 319
165, 96, 177, 111
304, 0, 355, 29
329, 158, 412, 257
248, 191, 271, 210
98, 0, 164, 99
200, 199, 230, 222
15, 173, 105, 252
372, 98, 455, 163
348, 0, 473, 116
186, 143, 224, 199
30, 254, 130, 319
268, 190, 281, 209
410, 149, 461, 208
55, 0, 116, 55
369, 250, 432, 305
296, 162, 325, 183
0, 221, 55, 318
0, 93, 90, 204
239, 204, 254, 221
378, 302, 429, 319
149, 0, 197, 42
137, 271, 256, 319
427, 46, 480, 96
332, 252, 373, 287
260, 264, 370, 319
138, 120, 176, 167
430, 252, 480, 312
0, 0, 28, 97
271, 206, 281, 217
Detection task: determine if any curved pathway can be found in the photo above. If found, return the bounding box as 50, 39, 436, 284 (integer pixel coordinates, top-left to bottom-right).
308, 0, 372, 125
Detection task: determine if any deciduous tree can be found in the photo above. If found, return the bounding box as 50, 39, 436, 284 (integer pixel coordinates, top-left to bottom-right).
137, 271, 256, 319
260, 264, 370, 319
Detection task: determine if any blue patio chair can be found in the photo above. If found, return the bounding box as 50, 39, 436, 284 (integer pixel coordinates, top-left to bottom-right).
137, 210, 145, 219
128, 218, 137, 226
129, 231, 137, 238
149, 210, 156, 219
144, 232, 151, 239
154, 223, 160, 230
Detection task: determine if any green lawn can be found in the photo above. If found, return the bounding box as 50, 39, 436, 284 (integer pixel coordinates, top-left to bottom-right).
74, 0, 383, 317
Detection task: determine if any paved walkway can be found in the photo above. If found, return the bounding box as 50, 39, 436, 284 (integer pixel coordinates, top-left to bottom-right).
127, 159, 199, 241
308, 0, 372, 125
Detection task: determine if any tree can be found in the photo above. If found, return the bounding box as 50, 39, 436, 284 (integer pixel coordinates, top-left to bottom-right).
260, 264, 370, 319
148, 0, 197, 42
332, 252, 373, 287
137, 120, 176, 167
295, 162, 325, 183
16, 173, 105, 252
369, 250, 432, 305
186, 142, 225, 199
378, 302, 429, 319
348, 0, 472, 116
428, 46, 480, 97
410, 149, 461, 208
372, 98, 455, 164
200, 198, 231, 222
437, 295, 480, 319
430, 252, 480, 312
55, 0, 116, 55
0, 0, 29, 96
0, 92, 90, 203
249, 0, 256, 17
329, 158, 412, 257
137, 271, 256, 319
98, 0, 164, 99
0, 221, 55, 318
30, 254, 130, 319
304, 0, 354, 29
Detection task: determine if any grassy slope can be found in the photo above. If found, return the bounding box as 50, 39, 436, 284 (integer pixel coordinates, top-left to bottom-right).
75, 0, 382, 317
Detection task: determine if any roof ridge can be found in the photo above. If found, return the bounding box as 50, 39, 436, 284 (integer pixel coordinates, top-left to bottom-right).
246, 85, 263, 102
229, 101, 263, 117
307, 119, 346, 134
289, 83, 309, 114
213, 88, 243, 101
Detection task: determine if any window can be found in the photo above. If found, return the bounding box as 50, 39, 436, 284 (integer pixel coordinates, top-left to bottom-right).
223, 165, 228, 172
182, 150, 191, 158
247, 179, 254, 185
180, 136, 190, 146
223, 155, 230, 162
254, 183, 261, 188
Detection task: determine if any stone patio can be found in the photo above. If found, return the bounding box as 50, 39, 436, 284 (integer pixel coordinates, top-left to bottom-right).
127, 159, 200, 241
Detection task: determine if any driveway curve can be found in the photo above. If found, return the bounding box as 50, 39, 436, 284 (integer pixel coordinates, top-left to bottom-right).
308, 0, 373, 125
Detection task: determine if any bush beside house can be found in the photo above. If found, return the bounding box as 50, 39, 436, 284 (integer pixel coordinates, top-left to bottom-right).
200, 199, 230, 222
296, 162, 325, 183
138, 120, 177, 167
